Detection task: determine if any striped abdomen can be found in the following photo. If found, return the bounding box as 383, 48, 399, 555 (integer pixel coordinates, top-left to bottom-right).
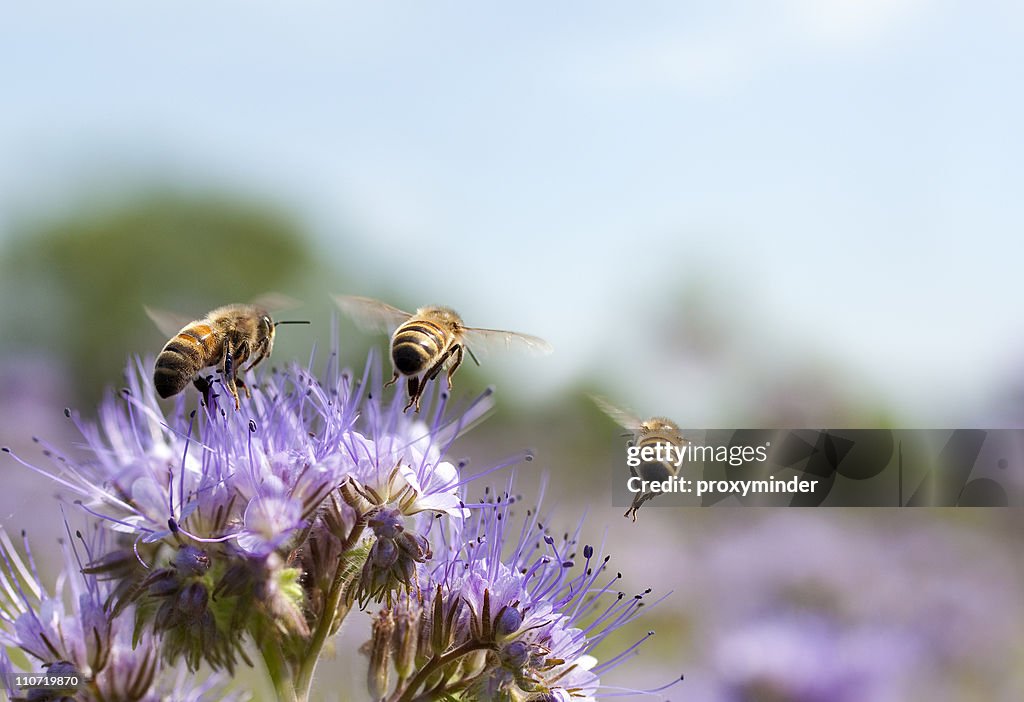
154, 322, 222, 398
634, 434, 681, 481
391, 320, 450, 376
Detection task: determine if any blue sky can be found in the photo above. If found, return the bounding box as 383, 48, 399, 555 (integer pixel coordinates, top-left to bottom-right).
2, 1, 1022, 424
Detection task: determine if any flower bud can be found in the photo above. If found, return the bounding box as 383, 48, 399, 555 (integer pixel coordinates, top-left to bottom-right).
392, 604, 420, 680
368, 507, 404, 539
500, 640, 531, 669
178, 581, 210, 620
371, 538, 400, 569
173, 545, 211, 577
494, 604, 523, 639
340, 477, 373, 513
367, 610, 394, 699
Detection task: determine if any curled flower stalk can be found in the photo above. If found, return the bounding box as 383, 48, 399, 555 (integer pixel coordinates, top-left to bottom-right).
2, 351, 668, 701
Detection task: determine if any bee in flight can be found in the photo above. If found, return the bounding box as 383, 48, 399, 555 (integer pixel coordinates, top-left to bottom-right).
334, 295, 552, 413
591, 395, 688, 522
148, 301, 309, 410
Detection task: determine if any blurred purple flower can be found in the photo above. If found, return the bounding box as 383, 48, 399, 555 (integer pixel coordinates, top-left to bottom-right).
627, 510, 1024, 702
713, 613, 917, 702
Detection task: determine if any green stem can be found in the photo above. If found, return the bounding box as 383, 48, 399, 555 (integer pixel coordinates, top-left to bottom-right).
294, 522, 367, 699
262, 636, 299, 702
389, 641, 493, 702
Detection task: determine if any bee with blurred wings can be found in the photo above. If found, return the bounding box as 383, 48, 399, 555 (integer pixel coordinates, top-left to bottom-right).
334, 295, 552, 412
592, 395, 688, 521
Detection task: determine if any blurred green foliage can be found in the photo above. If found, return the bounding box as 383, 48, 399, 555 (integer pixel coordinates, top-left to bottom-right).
0, 192, 322, 406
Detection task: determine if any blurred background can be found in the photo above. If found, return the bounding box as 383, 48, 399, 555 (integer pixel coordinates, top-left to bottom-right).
1, 2, 1023, 700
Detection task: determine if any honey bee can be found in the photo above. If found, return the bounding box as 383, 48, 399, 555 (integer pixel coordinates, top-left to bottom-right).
147, 302, 308, 410
334, 295, 552, 413
591, 395, 688, 521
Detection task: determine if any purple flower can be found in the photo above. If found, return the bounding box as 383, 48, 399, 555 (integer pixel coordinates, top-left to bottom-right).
640, 510, 1024, 702
3, 349, 669, 701
712, 613, 916, 702
2, 351, 509, 692
363, 481, 680, 701
0, 526, 247, 702
2, 351, 490, 561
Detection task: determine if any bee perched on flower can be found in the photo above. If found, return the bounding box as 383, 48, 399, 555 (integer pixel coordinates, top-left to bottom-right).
2, 342, 671, 701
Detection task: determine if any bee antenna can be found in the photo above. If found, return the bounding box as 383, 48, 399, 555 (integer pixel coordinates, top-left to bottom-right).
275, 320, 311, 326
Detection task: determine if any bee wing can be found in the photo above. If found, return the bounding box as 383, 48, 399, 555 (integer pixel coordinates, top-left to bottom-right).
461, 327, 554, 357
589, 394, 645, 433
333, 295, 413, 334
144, 306, 195, 337
250, 292, 302, 313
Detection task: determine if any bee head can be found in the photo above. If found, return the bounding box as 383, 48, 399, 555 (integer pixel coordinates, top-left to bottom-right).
260, 314, 275, 341
642, 417, 681, 437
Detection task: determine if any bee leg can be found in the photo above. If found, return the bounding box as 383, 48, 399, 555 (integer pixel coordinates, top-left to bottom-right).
403, 376, 421, 413
424, 346, 457, 385
624, 493, 654, 521
232, 341, 257, 399
385, 370, 400, 388
423, 360, 445, 383
410, 346, 460, 414
444, 345, 464, 389
223, 340, 241, 411
244, 345, 269, 372
226, 381, 241, 410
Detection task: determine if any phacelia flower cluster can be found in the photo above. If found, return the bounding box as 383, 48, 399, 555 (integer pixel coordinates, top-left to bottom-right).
1, 352, 666, 701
